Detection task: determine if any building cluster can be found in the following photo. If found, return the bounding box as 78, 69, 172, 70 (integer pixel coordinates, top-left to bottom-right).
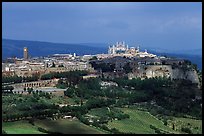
1, 42, 165, 78
2, 47, 95, 77
2, 42, 199, 86
107, 41, 156, 58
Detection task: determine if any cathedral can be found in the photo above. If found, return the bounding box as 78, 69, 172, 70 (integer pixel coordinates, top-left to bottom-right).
108, 41, 139, 55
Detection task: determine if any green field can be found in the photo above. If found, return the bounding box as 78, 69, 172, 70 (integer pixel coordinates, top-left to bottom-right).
34, 119, 105, 134
168, 117, 202, 134
2, 119, 106, 134
2, 120, 45, 134
89, 107, 110, 117
107, 108, 180, 134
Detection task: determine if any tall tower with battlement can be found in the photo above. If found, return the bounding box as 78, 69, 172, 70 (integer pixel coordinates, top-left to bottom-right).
24, 47, 28, 60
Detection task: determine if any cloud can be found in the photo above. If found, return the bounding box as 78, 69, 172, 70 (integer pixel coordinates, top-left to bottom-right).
158, 16, 202, 33
2, 2, 202, 50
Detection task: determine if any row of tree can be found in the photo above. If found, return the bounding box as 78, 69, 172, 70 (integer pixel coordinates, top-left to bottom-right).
41, 70, 88, 80
2, 75, 39, 84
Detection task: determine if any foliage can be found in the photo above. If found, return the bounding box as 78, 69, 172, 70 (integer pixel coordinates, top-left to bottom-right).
37, 127, 49, 133
123, 62, 132, 74
89, 56, 97, 61
2, 75, 39, 84
107, 108, 177, 134
181, 127, 192, 134
2, 130, 7, 134
90, 62, 115, 72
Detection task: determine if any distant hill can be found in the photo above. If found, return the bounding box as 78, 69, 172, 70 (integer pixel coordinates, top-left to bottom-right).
2, 39, 202, 70
2, 39, 107, 59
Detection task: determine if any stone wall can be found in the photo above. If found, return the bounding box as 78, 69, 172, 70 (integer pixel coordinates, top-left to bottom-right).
11, 79, 59, 89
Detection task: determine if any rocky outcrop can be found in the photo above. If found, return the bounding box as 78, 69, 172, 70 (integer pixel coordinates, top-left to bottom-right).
172, 68, 199, 84
129, 65, 200, 85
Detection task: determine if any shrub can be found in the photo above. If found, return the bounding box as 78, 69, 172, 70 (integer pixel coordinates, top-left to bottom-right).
163, 119, 168, 126
2, 130, 7, 134
37, 127, 49, 133
100, 125, 110, 131
181, 127, 192, 134
110, 128, 120, 134
28, 118, 35, 125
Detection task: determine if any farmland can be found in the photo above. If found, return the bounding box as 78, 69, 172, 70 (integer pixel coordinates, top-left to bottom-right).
2, 71, 202, 134
34, 119, 106, 134
168, 116, 202, 134
2, 119, 106, 134
106, 108, 179, 134
2, 120, 45, 134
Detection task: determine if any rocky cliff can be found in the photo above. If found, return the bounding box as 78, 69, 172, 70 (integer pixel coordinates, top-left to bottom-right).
130, 65, 200, 85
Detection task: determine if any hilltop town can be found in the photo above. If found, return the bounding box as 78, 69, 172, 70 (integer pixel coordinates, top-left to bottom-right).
2, 41, 201, 89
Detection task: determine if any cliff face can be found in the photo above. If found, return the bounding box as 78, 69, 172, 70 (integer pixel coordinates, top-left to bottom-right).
130, 65, 200, 85
171, 68, 199, 84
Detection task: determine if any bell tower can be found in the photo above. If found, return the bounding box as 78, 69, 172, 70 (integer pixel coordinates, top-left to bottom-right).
24, 47, 28, 60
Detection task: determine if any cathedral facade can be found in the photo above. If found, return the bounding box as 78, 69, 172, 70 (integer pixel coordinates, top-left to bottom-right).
108, 41, 139, 55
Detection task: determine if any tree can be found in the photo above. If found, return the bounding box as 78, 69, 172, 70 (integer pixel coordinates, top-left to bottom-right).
27, 88, 33, 94
64, 87, 75, 97
163, 119, 168, 126
51, 62, 56, 67
89, 56, 97, 61
181, 127, 192, 134
58, 64, 64, 67
2, 130, 7, 134
123, 62, 132, 74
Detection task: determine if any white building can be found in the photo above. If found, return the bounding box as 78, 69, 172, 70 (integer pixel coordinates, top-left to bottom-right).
108, 41, 139, 55
108, 41, 156, 58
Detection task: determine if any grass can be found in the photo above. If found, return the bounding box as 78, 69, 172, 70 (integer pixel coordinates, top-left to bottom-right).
168, 117, 202, 134
107, 108, 180, 134
89, 107, 110, 117
2, 120, 45, 134
2, 119, 106, 134
34, 118, 106, 134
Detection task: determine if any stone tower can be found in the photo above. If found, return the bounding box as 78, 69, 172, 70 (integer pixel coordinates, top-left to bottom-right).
24, 47, 28, 60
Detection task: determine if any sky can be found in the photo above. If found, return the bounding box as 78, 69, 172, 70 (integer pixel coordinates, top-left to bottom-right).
2, 2, 202, 51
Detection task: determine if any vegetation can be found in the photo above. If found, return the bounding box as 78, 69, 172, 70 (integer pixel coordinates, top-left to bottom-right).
107, 108, 178, 134
2, 68, 202, 134
89, 56, 98, 61
34, 119, 105, 134
168, 117, 202, 134
2, 75, 40, 84
123, 62, 132, 73
89, 62, 115, 72
41, 70, 88, 81
2, 119, 105, 134
2, 120, 45, 134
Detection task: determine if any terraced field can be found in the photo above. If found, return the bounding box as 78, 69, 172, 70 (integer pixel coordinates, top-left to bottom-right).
107, 108, 180, 134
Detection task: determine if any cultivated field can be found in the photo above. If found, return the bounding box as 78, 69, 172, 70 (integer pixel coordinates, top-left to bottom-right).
107, 108, 180, 134
2, 121, 45, 134
34, 118, 106, 134
2, 119, 105, 134
168, 117, 202, 134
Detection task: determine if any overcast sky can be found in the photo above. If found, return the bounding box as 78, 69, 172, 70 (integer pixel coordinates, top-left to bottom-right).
2, 2, 202, 50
